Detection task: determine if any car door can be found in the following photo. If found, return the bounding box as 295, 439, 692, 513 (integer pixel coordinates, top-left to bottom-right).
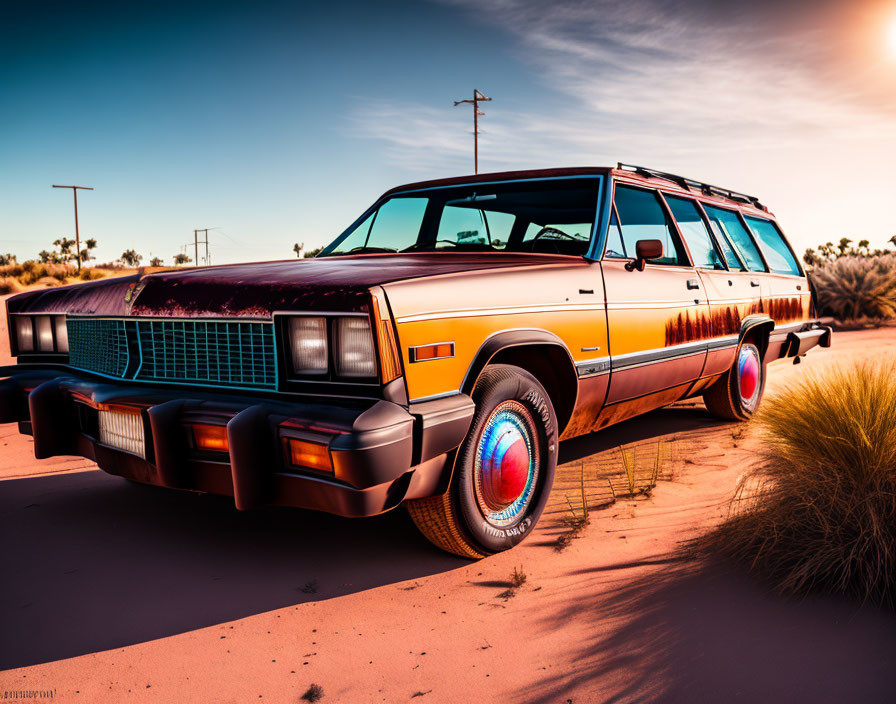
663, 194, 753, 377
696, 202, 771, 375
601, 183, 710, 405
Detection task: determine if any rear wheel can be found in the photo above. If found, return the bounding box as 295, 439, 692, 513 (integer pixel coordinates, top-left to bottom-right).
406, 365, 558, 558
703, 341, 765, 421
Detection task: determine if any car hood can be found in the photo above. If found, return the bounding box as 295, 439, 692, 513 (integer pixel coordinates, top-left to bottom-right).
6, 252, 570, 318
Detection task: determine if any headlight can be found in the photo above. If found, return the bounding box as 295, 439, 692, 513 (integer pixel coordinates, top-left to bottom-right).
334, 316, 376, 378
11, 314, 68, 355
15, 316, 34, 353
283, 314, 378, 382
288, 316, 328, 375
55, 316, 69, 353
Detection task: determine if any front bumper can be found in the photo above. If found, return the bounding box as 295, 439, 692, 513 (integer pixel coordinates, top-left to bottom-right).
0, 366, 474, 517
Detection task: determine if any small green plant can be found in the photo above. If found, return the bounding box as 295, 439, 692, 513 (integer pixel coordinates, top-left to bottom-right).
692, 361, 896, 606
301, 683, 324, 702
618, 441, 666, 498
510, 565, 527, 589
621, 447, 637, 495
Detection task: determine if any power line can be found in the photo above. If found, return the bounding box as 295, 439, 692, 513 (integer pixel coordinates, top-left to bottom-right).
52, 184, 93, 270
453, 89, 491, 174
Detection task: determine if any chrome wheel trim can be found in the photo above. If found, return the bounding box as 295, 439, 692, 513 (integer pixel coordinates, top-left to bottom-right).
472, 400, 540, 528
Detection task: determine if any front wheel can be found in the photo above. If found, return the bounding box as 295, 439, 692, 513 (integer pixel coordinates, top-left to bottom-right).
703, 341, 765, 421
406, 365, 558, 558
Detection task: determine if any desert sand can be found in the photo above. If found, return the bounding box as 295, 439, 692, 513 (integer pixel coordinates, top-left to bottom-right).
2, 317, 896, 703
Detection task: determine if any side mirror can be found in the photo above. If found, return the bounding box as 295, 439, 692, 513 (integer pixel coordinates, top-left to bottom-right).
625, 239, 664, 271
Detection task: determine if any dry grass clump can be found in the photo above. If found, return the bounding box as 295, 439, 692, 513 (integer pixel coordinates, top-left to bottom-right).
0, 276, 24, 294
692, 361, 896, 606
0, 262, 108, 290
809, 255, 896, 321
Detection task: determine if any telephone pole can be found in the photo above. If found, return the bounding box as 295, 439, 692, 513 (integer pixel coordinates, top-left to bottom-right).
52, 184, 93, 271
453, 89, 491, 173
193, 228, 211, 266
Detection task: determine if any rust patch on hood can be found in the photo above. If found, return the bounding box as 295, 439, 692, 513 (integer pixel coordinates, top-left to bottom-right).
5, 252, 571, 318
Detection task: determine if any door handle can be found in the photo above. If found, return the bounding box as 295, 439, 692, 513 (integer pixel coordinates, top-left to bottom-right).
750, 280, 760, 287
686, 279, 700, 290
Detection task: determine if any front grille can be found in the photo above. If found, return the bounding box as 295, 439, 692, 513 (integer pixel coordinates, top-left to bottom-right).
136, 319, 276, 388
68, 318, 130, 378
66, 317, 277, 390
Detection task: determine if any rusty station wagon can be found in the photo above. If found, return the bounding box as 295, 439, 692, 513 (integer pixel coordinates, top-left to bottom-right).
0, 164, 831, 557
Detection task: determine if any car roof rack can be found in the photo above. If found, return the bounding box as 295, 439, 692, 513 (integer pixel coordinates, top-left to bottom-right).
616, 163, 767, 211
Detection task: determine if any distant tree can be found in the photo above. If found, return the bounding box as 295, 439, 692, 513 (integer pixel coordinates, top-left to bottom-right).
836, 237, 853, 257
303, 246, 323, 258
80, 238, 98, 265
803, 248, 824, 267
173, 253, 192, 266
890, 235, 896, 250
44, 236, 96, 266
149, 256, 164, 267
120, 249, 142, 267
53, 236, 77, 262
293, 242, 304, 258
0, 253, 17, 266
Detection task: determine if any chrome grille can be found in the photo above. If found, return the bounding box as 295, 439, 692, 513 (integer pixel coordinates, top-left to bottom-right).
66, 317, 276, 390
67, 318, 130, 378
135, 320, 276, 388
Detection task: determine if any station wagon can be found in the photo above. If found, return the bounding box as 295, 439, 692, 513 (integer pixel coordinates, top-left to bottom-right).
0, 164, 831, 557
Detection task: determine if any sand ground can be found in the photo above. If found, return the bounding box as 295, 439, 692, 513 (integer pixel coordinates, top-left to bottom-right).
2, 317, 896, 703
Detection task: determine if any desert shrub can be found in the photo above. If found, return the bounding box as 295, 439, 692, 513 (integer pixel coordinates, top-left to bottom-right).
0, 276, 24, 294
79, 268, 106, 281
809, 255, 896, 321
692, 361, 896, 606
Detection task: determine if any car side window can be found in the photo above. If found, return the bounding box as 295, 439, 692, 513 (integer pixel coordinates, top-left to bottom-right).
664, 195, 725, 270
703, 205, 767, 272
612, 185, 687, 265
744, 216, 801, 275
605, 209, 627, 258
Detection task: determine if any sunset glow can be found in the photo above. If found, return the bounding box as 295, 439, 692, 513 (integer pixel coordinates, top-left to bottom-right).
889, 12, 896, 56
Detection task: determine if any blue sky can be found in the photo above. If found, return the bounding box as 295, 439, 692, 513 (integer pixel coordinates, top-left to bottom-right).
2, 0, 895, 265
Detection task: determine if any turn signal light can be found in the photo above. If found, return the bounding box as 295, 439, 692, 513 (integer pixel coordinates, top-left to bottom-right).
288, 438, 332, 473
410, 342, 454, 362
192, 424, 229, 452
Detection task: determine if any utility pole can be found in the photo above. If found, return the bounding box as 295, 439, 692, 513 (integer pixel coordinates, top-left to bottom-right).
453, 89, 491, 174
52, 184, 94, 271
193, 228, 211, 266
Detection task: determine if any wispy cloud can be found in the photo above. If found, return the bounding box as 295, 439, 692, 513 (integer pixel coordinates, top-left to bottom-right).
350, 0, 896, 174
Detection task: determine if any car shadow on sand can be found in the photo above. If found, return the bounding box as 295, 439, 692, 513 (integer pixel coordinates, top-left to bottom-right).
1, 403, 726, 671
0, 466, 467, 670
558, 402, 727, 466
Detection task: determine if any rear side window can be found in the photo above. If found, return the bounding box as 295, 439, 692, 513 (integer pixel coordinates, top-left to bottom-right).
664, 196, 724, 270
745, 217, 801, 275
612, 185, 687, 265
703, 205, 766, 272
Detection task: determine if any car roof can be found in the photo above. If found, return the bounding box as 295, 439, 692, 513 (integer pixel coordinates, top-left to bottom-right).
382, 164, 775, 220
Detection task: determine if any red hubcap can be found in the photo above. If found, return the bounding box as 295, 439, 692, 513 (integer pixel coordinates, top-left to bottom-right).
474, 400, 540, 524
480, 432, 530, 510
738, 348, 760, 401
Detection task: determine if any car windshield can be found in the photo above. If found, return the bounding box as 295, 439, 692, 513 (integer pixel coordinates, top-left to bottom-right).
320, 177, 601, 257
